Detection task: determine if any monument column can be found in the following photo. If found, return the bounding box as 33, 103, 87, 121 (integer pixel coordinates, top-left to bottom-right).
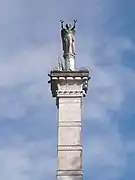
48, 21, 90, 180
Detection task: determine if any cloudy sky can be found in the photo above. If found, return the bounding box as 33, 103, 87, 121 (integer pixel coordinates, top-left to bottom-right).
0, 0, 135, 179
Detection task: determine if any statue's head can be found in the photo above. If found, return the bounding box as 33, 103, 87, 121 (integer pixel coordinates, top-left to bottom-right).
66, 24, 71, 29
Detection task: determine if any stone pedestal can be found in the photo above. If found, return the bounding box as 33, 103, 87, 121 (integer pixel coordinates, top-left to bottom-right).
63, 53, 75, 71
48, 70, 90, 180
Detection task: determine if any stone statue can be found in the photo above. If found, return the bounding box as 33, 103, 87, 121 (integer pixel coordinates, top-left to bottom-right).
60, 20, 77, 55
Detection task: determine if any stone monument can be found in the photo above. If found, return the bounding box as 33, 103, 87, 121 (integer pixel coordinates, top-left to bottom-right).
48, 21, 90, 180
60, 20, 77, 71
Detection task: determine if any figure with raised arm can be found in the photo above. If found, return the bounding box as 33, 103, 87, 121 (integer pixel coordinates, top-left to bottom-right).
60, 20, 77, 55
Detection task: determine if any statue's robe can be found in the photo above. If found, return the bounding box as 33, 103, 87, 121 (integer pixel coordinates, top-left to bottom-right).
61, 28, 76, 55
70, 29, 76, 54
61, 29, 68, 53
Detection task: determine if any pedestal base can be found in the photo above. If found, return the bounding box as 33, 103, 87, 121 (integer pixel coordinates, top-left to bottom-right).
63, 53, 75, 71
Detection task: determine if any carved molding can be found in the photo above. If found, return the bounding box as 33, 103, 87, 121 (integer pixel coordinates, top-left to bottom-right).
48, 71, 90, 98
57, 90, 84, 97
57, 170, 83, 176
58, 145, 82, 151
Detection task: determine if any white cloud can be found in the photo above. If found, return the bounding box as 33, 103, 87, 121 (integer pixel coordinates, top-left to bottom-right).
0, 136, 56, 180
0, 0, 135, 180
82, 36, 135, 121
81, 36, 135, 179
83, 121, 126, 179
0, 43, 59, 119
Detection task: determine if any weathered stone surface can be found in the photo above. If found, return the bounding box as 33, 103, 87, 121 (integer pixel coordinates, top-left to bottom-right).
58, 150, 82, 170
58, 126, 81, 145
49, 70, 90, 180
57, 82, 83, 179
59, 98, 81, 121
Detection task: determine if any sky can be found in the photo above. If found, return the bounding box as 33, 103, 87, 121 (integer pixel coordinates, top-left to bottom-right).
0, 0, 135, 179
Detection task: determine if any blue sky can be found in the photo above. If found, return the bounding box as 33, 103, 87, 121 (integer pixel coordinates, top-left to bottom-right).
0, 0, 135, 179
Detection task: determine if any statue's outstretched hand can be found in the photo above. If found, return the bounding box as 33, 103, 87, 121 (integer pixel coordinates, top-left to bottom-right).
60, 20, 64, 23
74, 20, 77, 23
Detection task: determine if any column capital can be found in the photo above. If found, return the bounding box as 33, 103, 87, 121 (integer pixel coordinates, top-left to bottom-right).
48, 70, 90, 98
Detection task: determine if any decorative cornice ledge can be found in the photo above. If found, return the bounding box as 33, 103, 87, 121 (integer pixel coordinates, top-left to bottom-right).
57, 90, 85, 97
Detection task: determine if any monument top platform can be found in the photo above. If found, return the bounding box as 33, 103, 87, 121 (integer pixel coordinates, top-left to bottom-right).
48, 69, 90, 78
48, 69, 90, 98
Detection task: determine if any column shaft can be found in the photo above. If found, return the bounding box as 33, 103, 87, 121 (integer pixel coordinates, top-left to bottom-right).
57, 97, 83, 180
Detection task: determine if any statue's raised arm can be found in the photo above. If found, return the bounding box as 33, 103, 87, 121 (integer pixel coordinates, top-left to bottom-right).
60, 20, 67, 52
60, 20, 64, 29
71, 20, 77, 30
73, 20, 77, 27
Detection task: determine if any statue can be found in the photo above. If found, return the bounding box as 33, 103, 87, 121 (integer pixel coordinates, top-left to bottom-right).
60, 20, 77, 56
